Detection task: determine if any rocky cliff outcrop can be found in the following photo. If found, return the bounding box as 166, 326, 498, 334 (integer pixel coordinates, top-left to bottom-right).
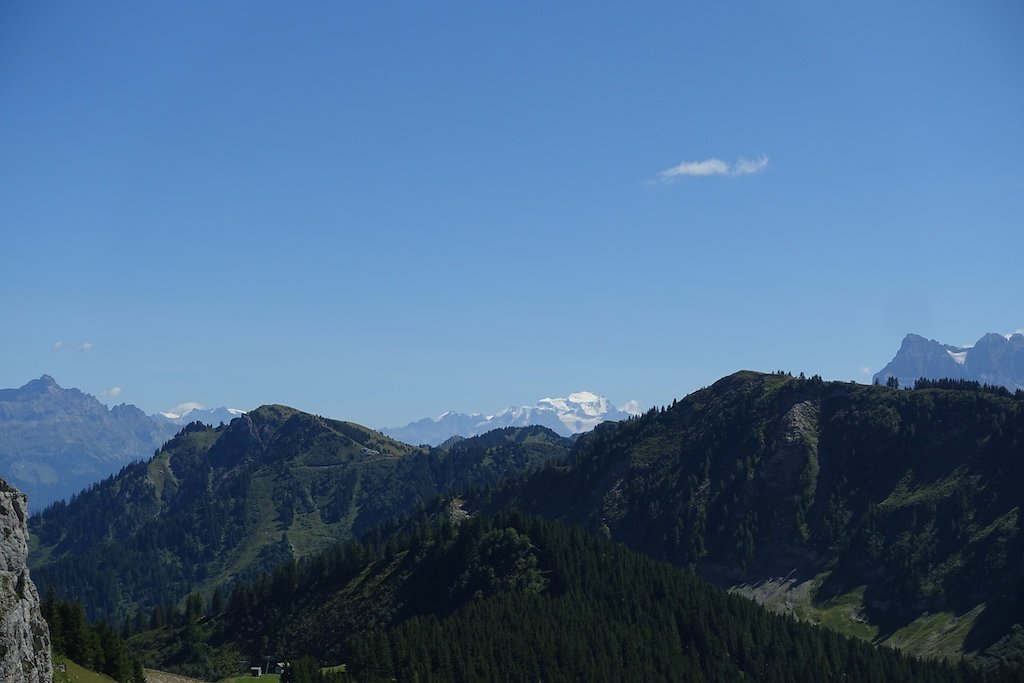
0, 480, 52, 683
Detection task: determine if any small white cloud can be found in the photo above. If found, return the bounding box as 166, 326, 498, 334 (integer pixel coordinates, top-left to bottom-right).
171, 401, 203, 416
656, 155, 769, 182
53, 341, 65, 351
659, 158, 731, 179
733, 155, 769, 176
78, 341, 94, 352
104, 387, 123, 398
860, 366, 872, 375
1005, 329, 1024, 339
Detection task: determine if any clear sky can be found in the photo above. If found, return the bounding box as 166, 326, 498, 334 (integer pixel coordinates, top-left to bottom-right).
2, 1, 1022, 427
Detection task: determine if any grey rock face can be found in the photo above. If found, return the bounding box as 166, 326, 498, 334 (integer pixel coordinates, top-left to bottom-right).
0, 479, 52, 683
874, 332, 1024, 390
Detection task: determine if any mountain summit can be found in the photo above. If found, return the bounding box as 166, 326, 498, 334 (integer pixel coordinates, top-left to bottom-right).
0, 376, 178, 509
874, 332, 1024, 389
382, 391, 642, 445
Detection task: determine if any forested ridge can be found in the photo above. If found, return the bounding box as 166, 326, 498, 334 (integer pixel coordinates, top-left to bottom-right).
471, 371, 1024, 661
128, 512, 1022, 683
29, 407, 569, 623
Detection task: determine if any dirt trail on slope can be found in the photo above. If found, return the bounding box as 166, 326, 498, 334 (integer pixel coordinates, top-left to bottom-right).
145, 670, 212, 683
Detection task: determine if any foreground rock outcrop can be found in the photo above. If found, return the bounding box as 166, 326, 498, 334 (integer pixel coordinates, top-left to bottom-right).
0, 479, 51, 683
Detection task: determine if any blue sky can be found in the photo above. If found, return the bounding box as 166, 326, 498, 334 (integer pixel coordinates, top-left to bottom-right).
2, 1, 1022, 427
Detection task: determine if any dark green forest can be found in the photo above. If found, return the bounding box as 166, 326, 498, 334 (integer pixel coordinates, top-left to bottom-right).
128, 512, 1023, 683
42, 590, 145, 683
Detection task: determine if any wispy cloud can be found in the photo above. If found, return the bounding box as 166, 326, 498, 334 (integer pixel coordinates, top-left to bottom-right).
53, 339, 96, 352
733, 155, 770, 176
104, 387, 123, 398
656, 155, 769, 182
859, 366, 872, 376
659, 158, 731, 179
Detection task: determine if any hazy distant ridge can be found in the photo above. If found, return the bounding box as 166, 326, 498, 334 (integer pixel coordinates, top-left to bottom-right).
382, 391, 642, 445
0, 376, 246, 509
0, 376, 178, 509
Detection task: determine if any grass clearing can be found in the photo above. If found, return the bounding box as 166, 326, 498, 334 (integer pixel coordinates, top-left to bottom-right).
884, 604, 985, 660
734, 573, 878, 642
53, 658, 118, 683
320, 665, 347, 674
809, 585, 879, 642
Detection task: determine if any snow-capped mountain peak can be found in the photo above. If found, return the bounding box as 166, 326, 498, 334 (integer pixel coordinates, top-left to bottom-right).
152, 406, 248, 426
383, 391, 643, 446
619, 399, 643, 415
946, 349, 968, 366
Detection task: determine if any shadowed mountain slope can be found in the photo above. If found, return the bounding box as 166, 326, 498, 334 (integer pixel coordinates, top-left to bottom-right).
128, 513, 1004, 683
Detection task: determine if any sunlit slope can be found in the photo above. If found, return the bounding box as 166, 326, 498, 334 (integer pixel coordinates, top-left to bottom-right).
30, 405, 569, 623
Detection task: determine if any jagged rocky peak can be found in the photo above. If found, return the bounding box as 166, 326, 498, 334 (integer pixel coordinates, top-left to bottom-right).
21, 376, 60, 394
874, 331, 1024, 391
0, 479, 52, 683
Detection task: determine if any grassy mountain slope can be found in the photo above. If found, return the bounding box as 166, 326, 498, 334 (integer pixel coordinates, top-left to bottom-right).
473, 371, 1024, 663
53, 657, 121, 683
29, 407, 569, 622
129, 513, 998, 683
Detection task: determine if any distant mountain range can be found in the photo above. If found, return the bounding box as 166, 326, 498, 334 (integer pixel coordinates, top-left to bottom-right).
151, 405, 246, 427
0, 374, 638, 508
0, 376, 175, 510
382, 391, 642, 445
874, 332, 1024, 390
0, 376, 245, 510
